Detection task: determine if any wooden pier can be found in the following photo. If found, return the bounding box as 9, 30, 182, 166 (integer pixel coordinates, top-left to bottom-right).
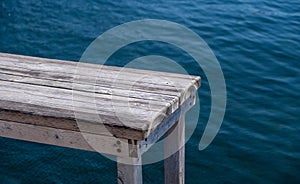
0, 53, 200, 184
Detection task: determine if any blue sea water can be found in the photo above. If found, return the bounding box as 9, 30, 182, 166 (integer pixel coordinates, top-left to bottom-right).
0, 0, 300, 183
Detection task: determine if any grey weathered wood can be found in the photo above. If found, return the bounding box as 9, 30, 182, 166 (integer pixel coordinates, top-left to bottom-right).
117, 157, 143, 184
0, 53, 201, 184
0, 53, 200, 140
0, 53, 200, 82
140, 93, 195, 154
0, 120, 132, 157
0, 53, 200, 92
164, 116, 185, 184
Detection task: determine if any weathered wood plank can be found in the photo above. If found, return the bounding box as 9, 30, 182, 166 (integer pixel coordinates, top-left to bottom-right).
164, 116, 185, 184
0, 80, 166, 116
0, 72, 180, 103
0, 76, 195, 133
0, 103, 145, 140
140, 93, 195, 153
0, 53, 200, 141
0, 120, 132, 157
0, 53, 200, 83
0, 80, 171, 133
0, 67, 185, 97
0, 54, 200, 92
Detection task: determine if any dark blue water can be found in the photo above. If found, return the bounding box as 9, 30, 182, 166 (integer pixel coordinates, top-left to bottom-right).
1, 0, 300, 183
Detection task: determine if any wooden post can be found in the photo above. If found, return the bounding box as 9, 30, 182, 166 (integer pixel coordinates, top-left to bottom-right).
164, 116, 185, 184
117, 157, 143, 184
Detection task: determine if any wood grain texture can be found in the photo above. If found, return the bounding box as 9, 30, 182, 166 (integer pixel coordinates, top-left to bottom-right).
0, 120, 132, 157
140, 93, 195, 154
0, 53, 200, 140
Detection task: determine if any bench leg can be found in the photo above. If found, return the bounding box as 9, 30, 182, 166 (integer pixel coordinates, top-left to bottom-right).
117, 157, 143, 184
164, 116, 185, 184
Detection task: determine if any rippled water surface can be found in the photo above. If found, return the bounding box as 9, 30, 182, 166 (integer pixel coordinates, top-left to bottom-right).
1, 0, 300, 183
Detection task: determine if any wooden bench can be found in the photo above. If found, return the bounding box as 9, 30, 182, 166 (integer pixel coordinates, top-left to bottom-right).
0, 53, 200, 184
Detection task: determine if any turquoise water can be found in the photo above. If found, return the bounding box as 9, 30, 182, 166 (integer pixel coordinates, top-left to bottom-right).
1, 0, 300, 183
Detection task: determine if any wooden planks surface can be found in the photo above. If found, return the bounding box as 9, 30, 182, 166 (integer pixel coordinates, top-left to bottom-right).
0, 53, 200, 140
